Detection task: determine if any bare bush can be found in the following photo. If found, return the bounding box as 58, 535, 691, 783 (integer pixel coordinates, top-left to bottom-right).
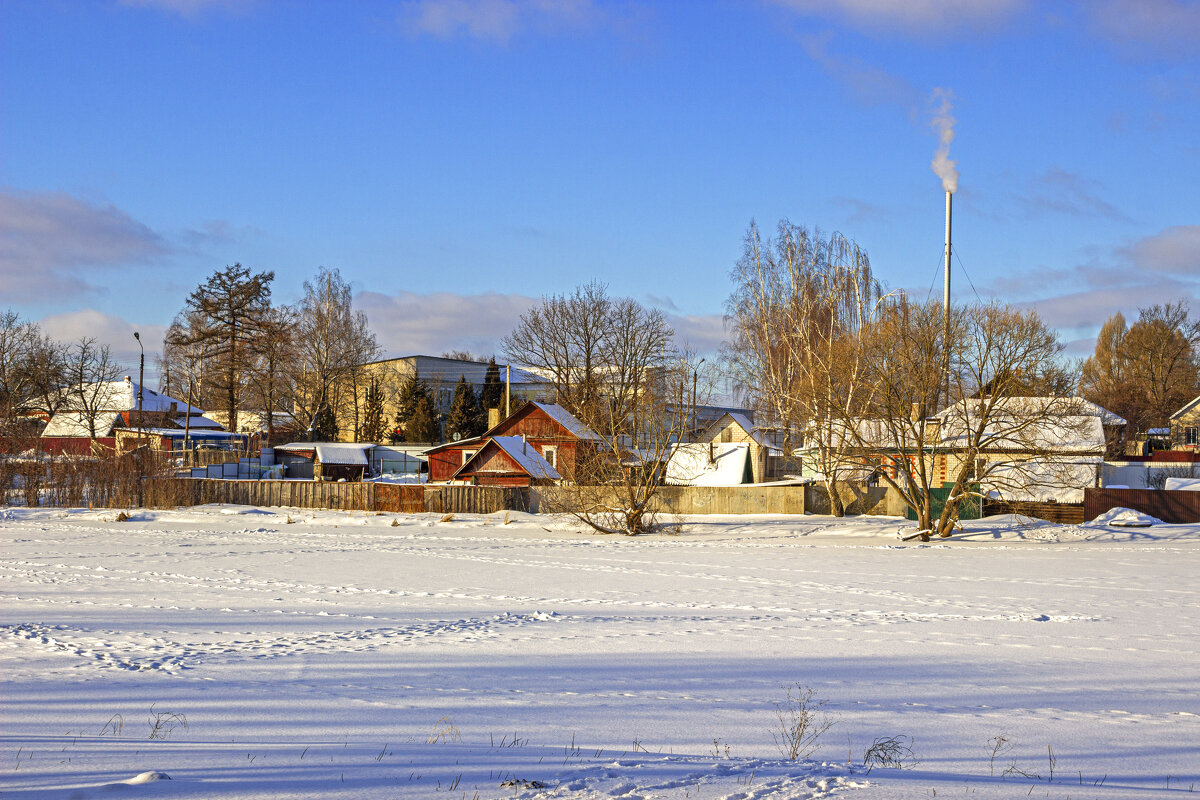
147, 704, 188, 740
862, 735, 917, 773
771, 684, 834, 761
427, 716, 461, 744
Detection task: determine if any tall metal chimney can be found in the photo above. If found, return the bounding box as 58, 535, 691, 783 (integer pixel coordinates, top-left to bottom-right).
943, 190, 953, 407
943, 190, 952, 333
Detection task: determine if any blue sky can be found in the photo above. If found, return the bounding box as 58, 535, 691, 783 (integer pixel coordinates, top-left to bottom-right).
2, 0, 1198, 376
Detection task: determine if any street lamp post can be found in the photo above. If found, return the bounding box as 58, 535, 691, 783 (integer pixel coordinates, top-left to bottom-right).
691, 357, 705, 436
133, 332, 144, 450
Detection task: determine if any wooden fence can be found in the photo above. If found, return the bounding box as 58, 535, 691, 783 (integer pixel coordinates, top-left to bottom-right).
142, 478, 529, 515
982, 500, 1085, 524
1083, 488, 1200, 524
372, 483, 425, 513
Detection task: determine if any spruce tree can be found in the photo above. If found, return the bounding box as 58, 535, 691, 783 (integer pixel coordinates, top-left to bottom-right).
480, 358, 503, 413
406, 393, 441, 443
445, 375, 483, 441
310, 404, 337, 441
360, 377, 386, 442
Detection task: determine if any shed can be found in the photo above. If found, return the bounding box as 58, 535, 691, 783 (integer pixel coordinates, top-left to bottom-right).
274, 442, 374, 482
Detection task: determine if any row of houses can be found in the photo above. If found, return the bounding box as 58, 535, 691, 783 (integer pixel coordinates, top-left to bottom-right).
28, 356, 1200, 505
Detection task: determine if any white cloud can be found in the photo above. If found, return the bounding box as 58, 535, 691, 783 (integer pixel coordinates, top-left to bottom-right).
1015, 168, 1128, 221
356, 289, 728, 361
1122, 225, 1200, 275
771, 0, 1026, 35
0, 189, 167, 303
663, 312, 727, 356
38, 308, 167, 378
117, 0, 255, 18
1087, 0, 1200, 55
799, 31, 920, 107
356, 290, 537, 359
399, 0, 602, 42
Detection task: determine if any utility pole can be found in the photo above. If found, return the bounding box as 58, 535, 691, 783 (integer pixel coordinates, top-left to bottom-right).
133, 331, 144, 450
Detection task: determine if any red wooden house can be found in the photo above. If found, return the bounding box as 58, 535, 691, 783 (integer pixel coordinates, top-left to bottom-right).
426, 401, 601, 482
452, 436, 561, 487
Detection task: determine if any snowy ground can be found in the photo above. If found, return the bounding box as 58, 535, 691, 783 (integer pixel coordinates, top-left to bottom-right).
2, 505, 1198, 799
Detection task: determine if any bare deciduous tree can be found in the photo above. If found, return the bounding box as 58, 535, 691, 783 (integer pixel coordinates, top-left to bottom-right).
505, 283, 680, 534
245, 305, 298, 443
724, 221, 881, 516
1081, 303, 1200, 435
287, 267, 379, 440
63, 338, 126, 442
842, 298, 1081, 538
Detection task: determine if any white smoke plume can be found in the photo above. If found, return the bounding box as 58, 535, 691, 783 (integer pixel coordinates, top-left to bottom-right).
929, 87, 959, 194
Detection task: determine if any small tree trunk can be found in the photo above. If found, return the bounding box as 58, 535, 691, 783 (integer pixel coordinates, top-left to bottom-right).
825, 477, 845, 517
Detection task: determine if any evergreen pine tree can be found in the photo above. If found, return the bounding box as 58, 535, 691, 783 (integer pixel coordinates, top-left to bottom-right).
310, 404, 337, 441
480, 358, 503, 413
406, 393, 441, 443
360, 377, 386, 442
445, 375, 483, 441
391, 374, 427, 442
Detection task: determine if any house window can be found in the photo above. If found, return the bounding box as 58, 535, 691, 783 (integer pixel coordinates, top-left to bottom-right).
1187, 427, 1198, 446
542, 445, 557, 469
720, 427, 733, 443
462, 450, 476, 465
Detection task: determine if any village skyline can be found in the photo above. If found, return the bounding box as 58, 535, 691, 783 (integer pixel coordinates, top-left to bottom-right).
2, 0, 1198, 374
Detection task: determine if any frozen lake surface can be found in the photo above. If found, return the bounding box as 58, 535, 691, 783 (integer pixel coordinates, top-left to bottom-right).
2, 504, 1198, 798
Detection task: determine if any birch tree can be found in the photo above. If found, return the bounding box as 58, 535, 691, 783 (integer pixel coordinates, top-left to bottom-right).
724, 221, 881, 516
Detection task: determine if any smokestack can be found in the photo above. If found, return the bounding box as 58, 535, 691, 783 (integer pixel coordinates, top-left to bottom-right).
944, 189, 952, 331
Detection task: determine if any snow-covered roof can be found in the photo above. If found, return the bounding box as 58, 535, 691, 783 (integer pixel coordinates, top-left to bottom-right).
41, 411, 121, 438
274, 442, 374, 466
457, 436, 561, 480
934, 397, 1125, 427
701, 412, 776, 450
665, 443, 751, 486
936, 413, 1106, 453
124, 427, 246, 440
529, 402, 602, 441
1171, 394, 1200, 421
178, 415, 223, 429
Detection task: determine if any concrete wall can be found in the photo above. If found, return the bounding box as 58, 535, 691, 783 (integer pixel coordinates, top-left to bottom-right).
1101, 461, 1200, 489
532, 482, 907, 517
803, 482, 902, 516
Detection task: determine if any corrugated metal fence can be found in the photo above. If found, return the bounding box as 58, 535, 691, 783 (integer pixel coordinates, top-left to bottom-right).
982, 500, 1084, 524
143, 478, 529, 515
1083, 488, 1200, 523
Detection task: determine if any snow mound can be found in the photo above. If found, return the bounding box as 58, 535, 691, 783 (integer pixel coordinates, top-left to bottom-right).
124, 771, 171, 784
1086, 507, 1162, 527
1163, 477, 1200, 491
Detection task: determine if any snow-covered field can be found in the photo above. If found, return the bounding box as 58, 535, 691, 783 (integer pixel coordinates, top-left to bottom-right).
2, 505, 1198, 799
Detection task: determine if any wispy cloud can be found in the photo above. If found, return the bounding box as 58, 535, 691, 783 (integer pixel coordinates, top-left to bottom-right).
663, 311, 727, 355
1087, 0, 1200, 56
1121, 225, 1200, 275
984, 223, 1200, 353
798, 31, 920, 107
0, 189, 168, 303
398, 0, 605, 43
770, 0, 1027, 36
1014, 167, 1129, 221
117, 0, 256, 19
